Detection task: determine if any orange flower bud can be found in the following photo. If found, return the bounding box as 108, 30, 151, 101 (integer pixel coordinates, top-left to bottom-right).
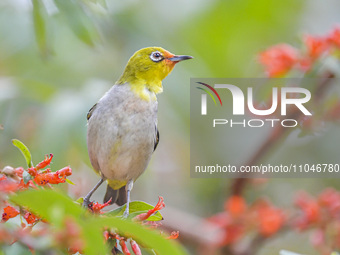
2, 206, 20, 222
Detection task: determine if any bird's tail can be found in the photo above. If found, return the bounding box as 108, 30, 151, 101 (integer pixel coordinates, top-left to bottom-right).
104, 184, 127, 206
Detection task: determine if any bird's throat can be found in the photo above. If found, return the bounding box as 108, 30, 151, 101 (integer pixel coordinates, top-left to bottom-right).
117, 68, 164, 101
130, 81, 162, 101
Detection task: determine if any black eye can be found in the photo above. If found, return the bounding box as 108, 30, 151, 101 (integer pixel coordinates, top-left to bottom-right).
150, 51, 163, 62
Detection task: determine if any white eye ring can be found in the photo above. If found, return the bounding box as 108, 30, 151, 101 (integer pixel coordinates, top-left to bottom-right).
150, 51, 163, 62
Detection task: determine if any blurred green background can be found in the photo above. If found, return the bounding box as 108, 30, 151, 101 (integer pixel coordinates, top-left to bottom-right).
1, 0, 340, 254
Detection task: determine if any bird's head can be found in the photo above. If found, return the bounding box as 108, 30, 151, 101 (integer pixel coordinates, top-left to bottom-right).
117, 47, 193, 95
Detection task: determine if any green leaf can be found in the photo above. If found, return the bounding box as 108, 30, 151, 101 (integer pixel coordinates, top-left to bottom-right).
32, 0, 50, 57
53, 0, 99, 46
10, 189, 86, 226
12, 139, 33, 168
82, 221, 110, 255
10, 190, 107, 255
106, 201, 163, 221
76, 197, 84, 204
22, 170, 33, 184
65, 178, 75, 185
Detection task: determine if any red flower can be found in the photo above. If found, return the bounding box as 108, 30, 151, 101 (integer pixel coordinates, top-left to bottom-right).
33, 166, 72, 185
119, 239, 131, 255
103, 231, 110, 241
223, 223, 244, 245
18, 179, 37, 190
304, 35, 329, 60
256, 204, 285, 236
88, 199, 112, 214
2, 206, 20, 222
0, 177, 19, 193
142, 221, 162, 229
318, 188, 340, 218
130, 240, 142, 255
24, 212, 38, 225
224, 195, 247, 217
27, 167, 37, 176
328, 27, 340, 48
133, 196, 165, 221
34, 172, 66, 185
259, 44, 299, 77
25, 154, 54, 177
295, 192, 320, 229
14, 167, 24, 178
167, 231, 179, 240
55, 167, 72, 177
208, 212, 244, 246
35, 154, 53, 170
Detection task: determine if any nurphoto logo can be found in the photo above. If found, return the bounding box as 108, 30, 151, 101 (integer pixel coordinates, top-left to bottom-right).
196, 81, 312, 128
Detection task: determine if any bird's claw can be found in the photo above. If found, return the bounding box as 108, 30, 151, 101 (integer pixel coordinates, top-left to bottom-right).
123, 209, 129, 218
123, 203, 130, 218
82, 198, 91, 209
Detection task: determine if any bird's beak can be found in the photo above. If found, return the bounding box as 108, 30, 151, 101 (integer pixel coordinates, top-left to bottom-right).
168, 55, 193, 62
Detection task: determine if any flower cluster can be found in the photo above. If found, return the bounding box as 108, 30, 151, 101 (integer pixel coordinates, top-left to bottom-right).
103, 231, 178, 255
207, 195, 285, 247
208, 189, 340, 254
0, 154, 72, 197
97, 197, 179, 255
103, 232, 142, 255
294, 188, 340, 254
0, 153, 76, 253
99, 197, 175, 255
1, 154, 72, 224
259, 26, 340, 77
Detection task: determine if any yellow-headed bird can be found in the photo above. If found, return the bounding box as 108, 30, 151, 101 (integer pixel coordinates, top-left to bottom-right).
84, 47, 192, 216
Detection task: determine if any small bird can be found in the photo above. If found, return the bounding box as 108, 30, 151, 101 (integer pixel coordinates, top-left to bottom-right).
84, 47, 193, 216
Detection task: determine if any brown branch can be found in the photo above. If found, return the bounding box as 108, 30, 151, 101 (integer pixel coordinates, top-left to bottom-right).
232, 72, 336, 195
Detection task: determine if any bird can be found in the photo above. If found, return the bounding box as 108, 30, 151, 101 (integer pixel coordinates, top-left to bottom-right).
84, 47, 193, 216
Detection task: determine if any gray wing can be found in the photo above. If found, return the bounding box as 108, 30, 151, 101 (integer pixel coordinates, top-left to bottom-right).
154, 125, 159, 151
88, 102, 159, 151
87, 103, 97, 121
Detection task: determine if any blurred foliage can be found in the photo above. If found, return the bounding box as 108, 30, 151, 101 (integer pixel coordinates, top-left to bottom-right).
0, 0, 305, 169
1, 0, 340, 254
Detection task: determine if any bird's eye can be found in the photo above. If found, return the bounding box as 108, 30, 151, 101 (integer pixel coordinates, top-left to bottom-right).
150, 51, 163, 62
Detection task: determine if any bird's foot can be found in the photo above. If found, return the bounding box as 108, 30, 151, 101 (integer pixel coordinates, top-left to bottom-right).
82, 197, 91, 209
123, 203, 130, 218
123, 208, 129, 218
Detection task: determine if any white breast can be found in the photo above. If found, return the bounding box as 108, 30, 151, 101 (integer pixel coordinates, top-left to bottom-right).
87, 84, 158, 182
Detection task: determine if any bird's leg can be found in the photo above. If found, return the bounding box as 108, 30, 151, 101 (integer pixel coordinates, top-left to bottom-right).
83, 178, 105, 208
123, 179, 134, 218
